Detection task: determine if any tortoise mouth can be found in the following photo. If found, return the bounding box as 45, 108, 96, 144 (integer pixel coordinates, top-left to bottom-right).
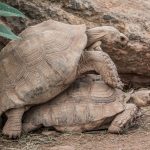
114, 40, 129, 49
100, 40, 128, 51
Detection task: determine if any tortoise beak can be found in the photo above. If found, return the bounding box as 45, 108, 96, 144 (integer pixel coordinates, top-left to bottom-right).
131, 89, 150, 107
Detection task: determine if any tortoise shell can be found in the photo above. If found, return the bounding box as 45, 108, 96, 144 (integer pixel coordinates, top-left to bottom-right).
0, 20, 87, 111
23, 74, 125, 129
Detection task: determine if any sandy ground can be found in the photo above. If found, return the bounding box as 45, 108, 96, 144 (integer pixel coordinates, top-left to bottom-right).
0, 108, 150, 150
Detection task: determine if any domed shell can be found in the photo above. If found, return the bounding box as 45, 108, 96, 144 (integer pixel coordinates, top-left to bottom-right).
54, 74, 120, 104
0, 20, 87, 110
44, 74, 125, 126
23, 74, 125, 129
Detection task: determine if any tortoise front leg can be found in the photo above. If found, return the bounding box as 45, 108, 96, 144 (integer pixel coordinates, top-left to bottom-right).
108, 104, 138, 133
2, 107, 25, 138
78, 41, 123, 89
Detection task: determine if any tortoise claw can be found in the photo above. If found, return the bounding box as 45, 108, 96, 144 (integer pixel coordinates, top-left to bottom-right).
2, 122, 21, 139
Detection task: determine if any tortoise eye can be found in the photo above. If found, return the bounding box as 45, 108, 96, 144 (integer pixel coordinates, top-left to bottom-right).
145, 96, 149, 99
120, 36, 126, 42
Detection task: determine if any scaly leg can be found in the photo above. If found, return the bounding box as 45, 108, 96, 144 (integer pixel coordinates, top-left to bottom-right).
78, 41, 123, 89
2, 107, 25, 138
23, 122, 42, 133
22, 105, 48, 133
108, 104, 138, 133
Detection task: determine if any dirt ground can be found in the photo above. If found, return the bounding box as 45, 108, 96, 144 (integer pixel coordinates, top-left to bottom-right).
0, 108, 150, 150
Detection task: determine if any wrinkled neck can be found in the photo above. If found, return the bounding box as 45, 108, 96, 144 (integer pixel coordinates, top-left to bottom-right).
86, 27, 106, 48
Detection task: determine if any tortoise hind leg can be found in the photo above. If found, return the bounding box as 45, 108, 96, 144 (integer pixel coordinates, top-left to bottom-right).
108, 104, 138, 134
23, 122, 42, 133
2, 107, 25, 138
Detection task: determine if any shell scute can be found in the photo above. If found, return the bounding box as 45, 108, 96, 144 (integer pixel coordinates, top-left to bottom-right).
0, 20, 87, 107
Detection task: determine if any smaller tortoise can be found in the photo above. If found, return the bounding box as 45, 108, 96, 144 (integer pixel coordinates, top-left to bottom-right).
22, 74, 150, 134
0, 20, 128, 138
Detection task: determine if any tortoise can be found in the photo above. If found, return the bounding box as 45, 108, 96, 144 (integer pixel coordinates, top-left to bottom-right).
0, 19, 128, 138
22, 74, 150, 134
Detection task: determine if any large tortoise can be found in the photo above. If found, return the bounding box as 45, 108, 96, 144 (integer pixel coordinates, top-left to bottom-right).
0, 20, 128, 138
22, 74, 150, 134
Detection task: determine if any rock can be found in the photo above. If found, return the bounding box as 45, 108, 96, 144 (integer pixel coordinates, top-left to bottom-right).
1, 0, 150, 86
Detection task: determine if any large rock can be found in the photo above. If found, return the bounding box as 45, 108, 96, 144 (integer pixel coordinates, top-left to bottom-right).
1, 0, 150, 86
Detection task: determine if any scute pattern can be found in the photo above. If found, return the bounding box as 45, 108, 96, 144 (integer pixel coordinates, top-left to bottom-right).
0, 20, 87, 110
22, 74, 124, 130
69, 76, 116, 103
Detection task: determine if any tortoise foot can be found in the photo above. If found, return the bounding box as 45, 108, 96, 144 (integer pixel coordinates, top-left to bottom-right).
2, 108, 25, 139
108, 104, 138, 134
2, 121, 21, 139
108, 124, 122, 134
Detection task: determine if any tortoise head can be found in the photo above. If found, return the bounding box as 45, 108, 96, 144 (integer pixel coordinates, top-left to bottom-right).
86, 26, 128, 48
130, 88, 150, 107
